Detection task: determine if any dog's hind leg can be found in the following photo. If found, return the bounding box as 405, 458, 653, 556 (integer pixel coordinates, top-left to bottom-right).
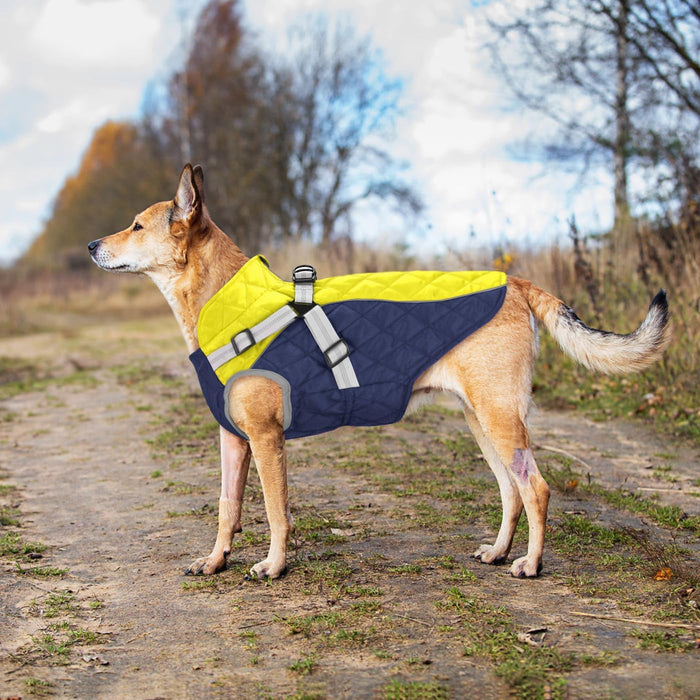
473, 402, 550, 577
463, 409, 523, 565
185, 427, 251, 575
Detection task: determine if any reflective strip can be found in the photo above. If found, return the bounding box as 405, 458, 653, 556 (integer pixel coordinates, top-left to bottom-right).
207, 304, 299, 371
302, 305, 359, 389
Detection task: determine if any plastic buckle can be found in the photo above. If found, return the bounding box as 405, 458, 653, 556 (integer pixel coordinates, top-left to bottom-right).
231, 328, 255, 355
292, 265, 317, 284
323, 338, 349, 369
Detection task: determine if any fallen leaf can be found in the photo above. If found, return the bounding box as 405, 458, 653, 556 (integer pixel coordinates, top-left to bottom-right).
654, 567, 673, 581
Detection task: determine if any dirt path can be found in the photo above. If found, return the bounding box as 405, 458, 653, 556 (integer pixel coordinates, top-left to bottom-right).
0, 315, 698, 699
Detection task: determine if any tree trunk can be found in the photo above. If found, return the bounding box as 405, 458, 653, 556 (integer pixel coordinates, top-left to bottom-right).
613, 0, 631, 231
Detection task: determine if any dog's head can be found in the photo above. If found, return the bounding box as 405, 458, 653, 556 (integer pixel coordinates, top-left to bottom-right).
88, 164, 206, 276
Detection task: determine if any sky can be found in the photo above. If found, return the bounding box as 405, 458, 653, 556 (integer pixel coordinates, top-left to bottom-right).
0, 0, 614, 266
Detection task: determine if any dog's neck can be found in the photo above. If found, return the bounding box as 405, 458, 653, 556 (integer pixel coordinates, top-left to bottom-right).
149, 223, 248, 353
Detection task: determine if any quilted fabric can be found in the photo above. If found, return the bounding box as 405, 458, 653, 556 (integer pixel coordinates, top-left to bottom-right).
197, 256, 505, 384
190, 255, 507, 440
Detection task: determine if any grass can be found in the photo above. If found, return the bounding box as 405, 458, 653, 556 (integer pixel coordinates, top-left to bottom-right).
288, 653, 317, 675
42, 591, 75, 618
543, 457, 700, 536
24, 677, 53, 696
0, 357, 98, 401
381, 680, 449, 699
549, 514, 629, 556
0, 531, 47, 558
0, 505, 20, 526
30, 633, 71, 659
16, 563, 68, 578
590, 487, 700, 533
435, 587, 586, 699
28, 623, 102, 665
629, 629, 696, 653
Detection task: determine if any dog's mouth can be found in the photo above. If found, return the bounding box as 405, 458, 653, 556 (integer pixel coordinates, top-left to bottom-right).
89, 254, 134, 273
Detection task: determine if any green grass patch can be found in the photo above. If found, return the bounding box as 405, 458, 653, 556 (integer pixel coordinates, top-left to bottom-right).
346, 584, 383, 597
381, 679, 449, 699
163, 480, 203, 495
630, 629, 696, 653
0, 505, 20, 526
388, 564, 422, 575
549, 514, 629, 556
31, 632, 71, 658
16, 563, 68, 578
288, 653, 317, 675
42, 590, 75, 618
434, 587, 617, 699
0, 531, 47, 558
283, 611, 344, 637
24, 677, 53, 696
590, 487, 700, 533
544, 458, 700, 535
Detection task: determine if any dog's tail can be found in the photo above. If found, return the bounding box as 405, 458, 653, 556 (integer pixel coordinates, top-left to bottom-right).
525, 283, 671, 374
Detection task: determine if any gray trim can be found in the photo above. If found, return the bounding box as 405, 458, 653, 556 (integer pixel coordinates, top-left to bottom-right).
223, 369, 293, 440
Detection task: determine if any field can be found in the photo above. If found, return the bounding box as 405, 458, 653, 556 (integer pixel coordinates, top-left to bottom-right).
0, 274, 698, 699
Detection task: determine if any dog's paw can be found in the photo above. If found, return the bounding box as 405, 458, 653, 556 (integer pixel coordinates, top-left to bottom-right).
471, 544, 509, 565
184, 552, 227, 576
508, 555, 543, 578
248, 558, 287, 580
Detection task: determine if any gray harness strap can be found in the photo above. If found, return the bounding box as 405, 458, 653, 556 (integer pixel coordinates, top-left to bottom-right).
206, 265, 359, 390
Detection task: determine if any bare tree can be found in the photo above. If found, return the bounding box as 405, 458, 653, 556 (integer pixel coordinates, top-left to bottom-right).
486, 0, 699, 230
273, 19, 423, 244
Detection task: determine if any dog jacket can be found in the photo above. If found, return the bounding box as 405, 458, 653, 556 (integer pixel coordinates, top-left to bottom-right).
189, 255, 506, 440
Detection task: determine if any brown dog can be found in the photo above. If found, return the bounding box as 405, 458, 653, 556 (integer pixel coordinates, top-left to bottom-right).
88, 164, 671, 580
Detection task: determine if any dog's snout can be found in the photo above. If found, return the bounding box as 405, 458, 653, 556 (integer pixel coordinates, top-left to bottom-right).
87, 239, 101, 254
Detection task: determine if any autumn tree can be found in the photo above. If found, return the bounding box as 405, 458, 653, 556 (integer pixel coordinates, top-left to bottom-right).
23, 121, 174, 267
26, 0, 421, 264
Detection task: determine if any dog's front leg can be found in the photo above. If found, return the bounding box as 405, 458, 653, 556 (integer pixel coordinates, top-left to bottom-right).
185, 427, 251, 575
229, 375, 291, 580
246, 427, 290, 579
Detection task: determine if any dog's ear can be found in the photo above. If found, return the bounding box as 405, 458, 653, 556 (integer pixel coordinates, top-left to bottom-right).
173, 164, 201, 224
192, 165, 206, 205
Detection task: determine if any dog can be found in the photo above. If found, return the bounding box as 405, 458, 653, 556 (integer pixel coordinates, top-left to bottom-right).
88, 164, 671, 580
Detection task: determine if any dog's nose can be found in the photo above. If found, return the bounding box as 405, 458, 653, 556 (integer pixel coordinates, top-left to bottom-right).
87, 240, 101, 253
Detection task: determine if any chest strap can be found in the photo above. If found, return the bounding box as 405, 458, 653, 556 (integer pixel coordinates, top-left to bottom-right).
205, 265, 360, 390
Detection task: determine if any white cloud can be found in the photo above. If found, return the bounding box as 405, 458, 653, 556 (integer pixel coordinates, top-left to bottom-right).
0, 0, 185, 266
36, 98, 110, 134
31, 0, 160, 70
0, 55, 9, 90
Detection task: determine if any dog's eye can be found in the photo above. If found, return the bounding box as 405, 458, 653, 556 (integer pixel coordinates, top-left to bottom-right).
133, 222, 143, 231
